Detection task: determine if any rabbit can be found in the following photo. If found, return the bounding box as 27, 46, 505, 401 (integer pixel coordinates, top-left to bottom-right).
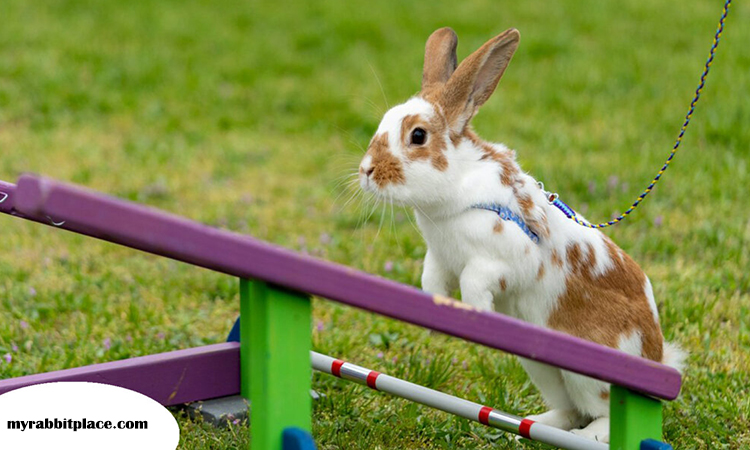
357, 27, 685, 443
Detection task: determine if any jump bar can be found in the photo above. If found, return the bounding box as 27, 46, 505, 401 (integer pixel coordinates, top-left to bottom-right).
0, 343, 240, 406
10, 175, 681, 400
312, 351, 607, 450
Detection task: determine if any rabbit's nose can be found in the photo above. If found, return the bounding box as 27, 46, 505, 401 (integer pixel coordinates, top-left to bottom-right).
360, 165, 374, 177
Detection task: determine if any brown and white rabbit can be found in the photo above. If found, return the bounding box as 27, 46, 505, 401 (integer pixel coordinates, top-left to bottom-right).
357, 27, 684, 442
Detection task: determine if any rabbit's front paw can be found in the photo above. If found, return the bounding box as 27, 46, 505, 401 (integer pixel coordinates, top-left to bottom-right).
570, 417, 609, 443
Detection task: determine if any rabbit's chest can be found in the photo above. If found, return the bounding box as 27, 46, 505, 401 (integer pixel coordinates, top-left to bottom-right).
418, 209, 534, 275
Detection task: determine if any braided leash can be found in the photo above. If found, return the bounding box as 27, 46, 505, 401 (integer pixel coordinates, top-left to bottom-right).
549, 0, 732, 228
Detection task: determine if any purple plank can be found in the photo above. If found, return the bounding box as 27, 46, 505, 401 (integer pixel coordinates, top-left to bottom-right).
12, 175, 682, 400
0, 343, 240, 406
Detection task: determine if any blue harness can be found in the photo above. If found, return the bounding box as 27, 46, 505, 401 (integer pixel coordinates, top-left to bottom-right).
471, 204, 540, 244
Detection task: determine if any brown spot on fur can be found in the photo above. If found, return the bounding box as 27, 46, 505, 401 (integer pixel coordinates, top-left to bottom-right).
547, 239, 663, 362
600, 391, 610, 400
518, 194, 535, 216
449, 131, 462, 147
401, 113, 449, 171
551, 250, 563, 268
499, 278, 507, 291
366, 132, 405, 187
465, 130, 519, 186
493, 220, 504, 233
537, 263, 545, 280
515, 192, 549, 240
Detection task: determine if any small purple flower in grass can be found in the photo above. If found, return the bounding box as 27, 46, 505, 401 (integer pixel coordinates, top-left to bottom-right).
233, 419, 240, 425
425, 358, 432, 365
29, 287, 36, 297
20, 321, 29, 330
376, 352, 384, 359
451, 357, 458, 365
391, 356, 398, 363
654, 215, 663, 227
607, 175, 619, 191
103, 338, 111, 351
384, 261, 394, 272
157, 332, 165, 340
319, 233, 332, 245
11, 343, 18, 352
4, 353, 11, 364
462, 360, 468, 370
316, 321, 325, 332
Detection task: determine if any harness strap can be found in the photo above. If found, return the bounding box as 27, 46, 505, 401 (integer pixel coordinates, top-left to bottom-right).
471, 204, 540, 244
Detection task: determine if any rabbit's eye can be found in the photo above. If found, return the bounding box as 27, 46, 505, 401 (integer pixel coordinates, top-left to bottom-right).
411, 128, 427, 145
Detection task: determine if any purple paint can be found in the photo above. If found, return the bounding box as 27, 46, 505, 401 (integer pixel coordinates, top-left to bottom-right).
10, 175, 682, 400
0, 343, 240, 406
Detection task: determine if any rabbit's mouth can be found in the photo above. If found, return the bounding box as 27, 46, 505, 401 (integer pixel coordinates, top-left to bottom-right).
358, 170, 376, 193
358, 178, 411, 207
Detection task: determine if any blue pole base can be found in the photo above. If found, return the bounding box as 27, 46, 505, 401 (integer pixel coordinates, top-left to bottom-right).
283, 427, 317, 450
227, 316, 241, 342
641, 438, 673, 450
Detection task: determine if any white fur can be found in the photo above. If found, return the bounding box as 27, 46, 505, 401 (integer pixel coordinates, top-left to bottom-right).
662, 341, 688, 374
644, 277, 660, 322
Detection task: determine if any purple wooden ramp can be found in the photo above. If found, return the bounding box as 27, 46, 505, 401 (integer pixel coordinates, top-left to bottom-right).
0, 343, 240, 406
10, 175, 682, 400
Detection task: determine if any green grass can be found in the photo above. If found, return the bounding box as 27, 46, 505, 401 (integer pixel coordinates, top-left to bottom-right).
1, 0, 749, 448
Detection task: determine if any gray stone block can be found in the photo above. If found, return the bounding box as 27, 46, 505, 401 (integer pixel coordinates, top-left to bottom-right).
185, 394, 249, 427
183, 390, 324, 427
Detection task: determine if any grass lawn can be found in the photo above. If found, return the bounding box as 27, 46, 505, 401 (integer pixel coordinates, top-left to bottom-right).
1, 0, 749, 448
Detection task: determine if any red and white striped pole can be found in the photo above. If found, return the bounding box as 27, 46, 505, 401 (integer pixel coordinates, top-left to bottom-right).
312, 352, 607, 450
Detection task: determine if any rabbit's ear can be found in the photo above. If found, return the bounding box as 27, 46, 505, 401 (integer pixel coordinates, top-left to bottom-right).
440, 28, 519, 132
422, 27, 458, 91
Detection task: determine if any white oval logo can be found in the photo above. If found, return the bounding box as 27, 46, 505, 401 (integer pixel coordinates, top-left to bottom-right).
0, 382, 179, 450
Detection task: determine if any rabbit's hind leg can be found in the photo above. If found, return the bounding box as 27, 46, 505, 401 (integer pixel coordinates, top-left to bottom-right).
520, 359, 588, 431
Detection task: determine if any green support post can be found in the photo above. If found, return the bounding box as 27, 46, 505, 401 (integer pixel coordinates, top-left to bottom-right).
240, 279, 312, 450
609, 385, 663, 450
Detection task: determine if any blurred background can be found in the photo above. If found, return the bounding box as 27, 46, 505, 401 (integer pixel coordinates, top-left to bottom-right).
1, 0, 748, 448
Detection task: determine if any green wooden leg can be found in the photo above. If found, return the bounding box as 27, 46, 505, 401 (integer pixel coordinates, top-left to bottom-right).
240, 279, 312, 450
610, 385, 663, 450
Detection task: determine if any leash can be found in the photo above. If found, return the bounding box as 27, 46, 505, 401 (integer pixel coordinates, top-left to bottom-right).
546, 0, 732, 229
